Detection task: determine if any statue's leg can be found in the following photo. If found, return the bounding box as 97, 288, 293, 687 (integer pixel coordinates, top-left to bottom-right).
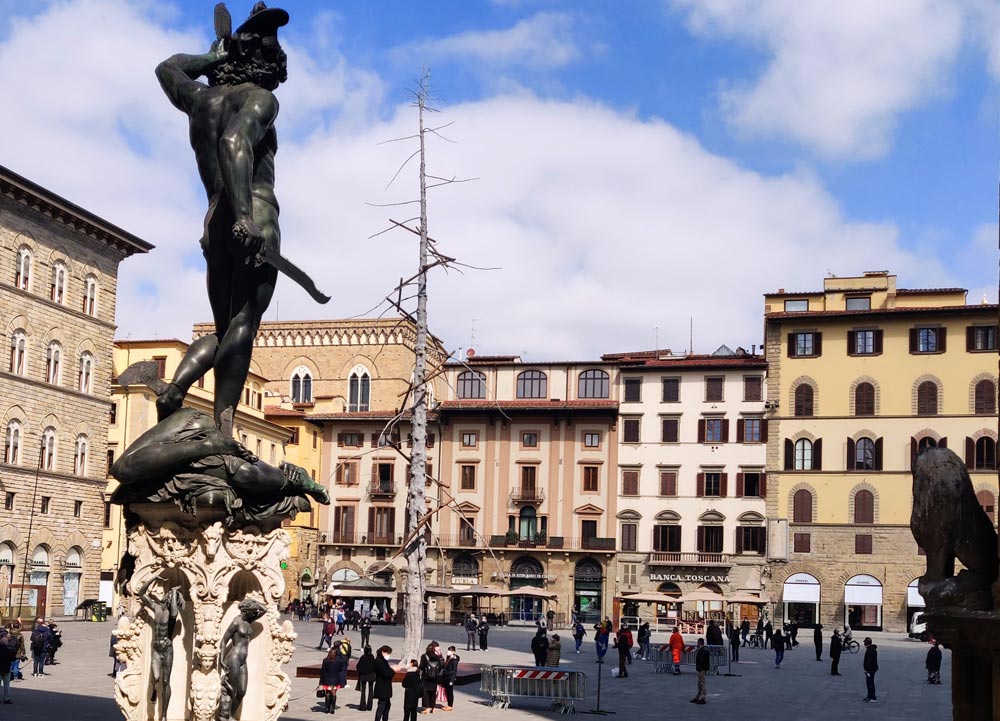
162, 644, 173, 721
150, 652, 162, 703
156, 334, 220, 421
232, 663, 248, 716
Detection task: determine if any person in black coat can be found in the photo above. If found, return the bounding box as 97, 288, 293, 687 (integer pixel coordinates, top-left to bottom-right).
402, 660, 421, 721
729, 624, 740, 662
530, 629, 549, 668
813, 624, 823, 661
360, 616, 372, 649
773, 629, 785, 669
478, 618, 490, 651
318, 648, 341, 714
355, 646, 376, 711
740, 619, 750, 647
705, 620, 723, 646
418, 643, 443, 713
441, 647, 460, 710
863, 638, 879, 702
690, 638, 709, 704
763, 621, 772, 649
372, 646, 396, 721
830, 629, 843, 676
926, 642, 942, 684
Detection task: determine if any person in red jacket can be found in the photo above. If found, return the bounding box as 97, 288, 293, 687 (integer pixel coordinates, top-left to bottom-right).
669, 628, 685, 675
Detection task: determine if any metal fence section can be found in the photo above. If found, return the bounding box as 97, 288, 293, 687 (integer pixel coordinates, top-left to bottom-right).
648, 643, 727, 675
480, 665, 587, 714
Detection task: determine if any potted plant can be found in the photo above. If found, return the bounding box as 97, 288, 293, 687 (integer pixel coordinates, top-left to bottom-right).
534, 530, 547, 546
504, 529, 519, 545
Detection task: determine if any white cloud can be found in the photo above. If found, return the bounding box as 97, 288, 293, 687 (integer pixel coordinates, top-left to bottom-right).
670, 0, 965, 160
392, 12, 584, 71
0, 0, 978, 362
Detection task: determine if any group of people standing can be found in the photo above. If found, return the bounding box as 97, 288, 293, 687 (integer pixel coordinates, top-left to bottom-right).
0, 617, 62, 705
462, 614, 489, 651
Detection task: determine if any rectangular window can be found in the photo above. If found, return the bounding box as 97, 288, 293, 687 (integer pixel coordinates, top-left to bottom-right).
288, 428, 299, 445
698, 526, 724, 553
969, 325, 998, 352
335, 459, 359, 485
854, 330, 876, 355
703, 472, 721, 497
743, 418, 761, 443
742, 472, 763, 497
521, 432, 538, 448
106, 449, 115, 476
459, 516, 477, 545
793, 532, 811, 553
4, 492, 13, 511
621, 470, 639, 496
520, 465, 538, 499
460, 464, 476, 491
738, 527, 766, 554
583, 432, 601, 448
661, 378, 680, 402
784, 299, 809, 312
103, 501, 112, 528
658, 470, 677, 497
369, 507, 396, 543
621, 523, 638, 552
660, 417, 679, 443
623, 378, 642, 402
845, 296, 871, 310
789, 332, 820, 357
911, 327, 945, 354
312, 431, 318, 449
622, 418, 641, 444
583, 465, 600, 493
73, 500, 82, 518
653, 525, 681, 552
340, 432, 362, 448
581, 519, 598, 540
152, 356, 167, 379
705, 418, 723, 443
333, 506, 356, 542
41, 496, 50, 514
461, 432, 478, 448
270, 444, 277, 463
855, 534, 873, 554
743, 376, 762, 402
705, 376, 724, 402
622, 563, 638, 585
109, 402, 117, 424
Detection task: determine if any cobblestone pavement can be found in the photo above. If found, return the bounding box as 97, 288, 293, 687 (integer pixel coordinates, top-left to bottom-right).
0, 619, 951, 721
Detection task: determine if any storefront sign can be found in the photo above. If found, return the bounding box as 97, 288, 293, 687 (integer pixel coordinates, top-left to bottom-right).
650, 573, 730, 583
452, 577, 478, 585
494, 572, 557, 581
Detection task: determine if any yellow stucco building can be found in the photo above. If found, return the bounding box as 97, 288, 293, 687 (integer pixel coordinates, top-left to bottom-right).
764, 271, 998, 632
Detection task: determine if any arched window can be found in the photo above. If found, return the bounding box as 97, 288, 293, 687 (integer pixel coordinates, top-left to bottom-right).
9, 331, 27, 375
516, 370, 547, 399
45, 342, 61, 385
78, 352, 94, 394
65, 547, 83, 569
918, 436, 938, 451
50, 262, 66, 304
794, 385, 814, 417
82, 275, 98, 316
854, 382, 875, 416
977, 490, 995, 522
4, 421, 21, 465
517, 506, 537, 541
456, 371, 486, 399
73, 435, 88, 476
794, 439, 813, 470
348, 368, 370, 412
792, 489, 813, 522
452, 553, 479, 579
975, 380, 996, 415
31, 545, 50, 567
975, 437, 997, 471
290, 366, 313, 403
41, 428, 56, 471
855, 437, 875, 470
578, 369, 610, 399
15, 247, 32, 290
854, 489, 874, 524
917, 381, 938, 416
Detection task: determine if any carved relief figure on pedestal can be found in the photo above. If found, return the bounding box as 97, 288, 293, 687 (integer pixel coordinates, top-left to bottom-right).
911, 447, 999, 610
218, 597, 267, 721
113, 616, 146, 721
137, 577, 187, 721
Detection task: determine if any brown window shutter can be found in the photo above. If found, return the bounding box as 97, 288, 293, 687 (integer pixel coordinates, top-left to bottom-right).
736, 419, 745, 443
696, 472, 705, 497
346, 507, 355, 535
813, 438, 823, 470
909, 328, 918, 353
760, 473, 767, 498
939, 437, 947, 449
697, 419, 706, 443
874, 437, 883, 470
874, 329, 883, 354
846, 437, 856, 470
967, 326, 976, 351
720, 473, 728, 497
371, 464, 379, 484
407, 434, 414, 448
787, 333, 795, 357
761, 419, 769, 443
334, 509, 342, 534
368, 507, 376, 535
337, 432, 345, 447
721, 419, 730, 443
847, 330, 856, 355
735, 529, 744, 554
966, 437, 975, 468
910, 437, 918, 467
697, 526, 705, 552
736, 472, 745, 497
371, 433, 379, 446
388, 463, 395, 482
814, 332, 822, 356
388, 509, 396, 537
938, 327, 946, 352
784, 439, 794, 470
855, 491, 874, 524
428, 433, 436, 448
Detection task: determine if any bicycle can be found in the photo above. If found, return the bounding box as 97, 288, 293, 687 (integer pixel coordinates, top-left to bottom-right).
843, 636, 860, 654
747, 633, 765, 649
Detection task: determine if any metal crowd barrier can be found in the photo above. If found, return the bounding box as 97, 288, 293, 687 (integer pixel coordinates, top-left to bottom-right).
480, 665, 587, 714
648, 643, 727, 675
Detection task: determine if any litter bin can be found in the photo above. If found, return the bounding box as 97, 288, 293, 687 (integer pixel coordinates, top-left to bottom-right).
92, 601, 107, 622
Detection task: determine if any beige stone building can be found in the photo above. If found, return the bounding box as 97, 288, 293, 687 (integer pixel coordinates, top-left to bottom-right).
0, 165, 151, 619
764, 271, 998, 632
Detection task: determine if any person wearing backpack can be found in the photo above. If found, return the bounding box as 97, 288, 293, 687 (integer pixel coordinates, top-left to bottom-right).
418, 642, 442, 713
29, 619, 52, 677
572, 620, 586, 654
0, 627, 15, 704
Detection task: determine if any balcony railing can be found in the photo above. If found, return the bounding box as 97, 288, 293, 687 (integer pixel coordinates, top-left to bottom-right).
485, 535, 614, 551
432, 534, 480, 548
368, 481, 396, 499
510, 487, 545, 503
325, 532, 404, 546
648, 552, 730, 566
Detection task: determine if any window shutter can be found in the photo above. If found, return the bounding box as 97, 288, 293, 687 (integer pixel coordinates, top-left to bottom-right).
337, 432, 345, 447
371, 433, 380, 446
910, 437, 918, 468
939, 437, 947, 449
966, 437, 975, 469
407, 434, 414, 448
967, 326, 976, 351
846, 437, 856, 470
721, 419, 730, 443
334, 509, 342, 534
697, 419, 706, 443
388, 509, 396, 537
736, 472, 745, 497
761, 419, 769, 443
784, 439, 794, 470
874, 329, 883, 354
910, 328, 920, 352
736, 419, 745, 443
847, 331, 856, 355
697, 526, 705, 552
735, 529, 744, 554
874, 437, 883, 470
696, 472, 705, 497
813, 332, 822, 356
787, 333, 795, 357
938, 327, 946, 352
368, 507, 376, 535
388, 463, 395, 482
720, 473, 728, 497
813, 439, 823, 470
759, 473, 767, 498
371, 464, 379, 484
428, 433, 436, 448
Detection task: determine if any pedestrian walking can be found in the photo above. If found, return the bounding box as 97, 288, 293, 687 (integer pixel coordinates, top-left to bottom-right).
401, 659, 421, 721
863, 637, 879, 702
355, 645, 376, 711
29, 618, 51, 677
441, 647, 459, 711
764, 620, 773, 648
669, 627, 685, 675
814, 624, 823, 661
830, 629, 843, 676
789, 621, 799, 647
740, 619, 750, 647
572, 620, 585, 654
637, 623, 651, 660
317, 647, 343, 714
418, 642, 442, 714
352, 610, 361, 632
690, 638, 709, 705
0, 627, 14, 704
318, 615, 335, 650
784, 625, 794, 651
546, 635, 562, 667
465, 615, 478, 651
729, 624, 740, 662
705, 619, 723, 646
613, 627, 630, 678
335, 607, 346, 636
477, 618, 489, 651
9, 622, 25, 681
531, 628, 549, 668
773, 629, 784, 669
926, 642, 942, 684
594, 621, 610, 663
373, 646, 396, 721
360, 615, 372, 649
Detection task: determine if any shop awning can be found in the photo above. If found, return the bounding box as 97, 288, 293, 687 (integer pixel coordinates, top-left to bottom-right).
782, 573, 820, 603
326, 577, 396, 599
845, 575, 883, 605
907, 580, 925, 608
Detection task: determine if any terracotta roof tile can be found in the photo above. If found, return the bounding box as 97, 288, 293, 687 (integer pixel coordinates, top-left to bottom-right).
766, 304, 996, 320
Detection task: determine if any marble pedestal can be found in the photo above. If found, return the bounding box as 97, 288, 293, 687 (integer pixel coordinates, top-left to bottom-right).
114, 504, 296, 721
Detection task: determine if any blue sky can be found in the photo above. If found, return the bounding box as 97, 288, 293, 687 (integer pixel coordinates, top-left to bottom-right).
1, 0, 997, 358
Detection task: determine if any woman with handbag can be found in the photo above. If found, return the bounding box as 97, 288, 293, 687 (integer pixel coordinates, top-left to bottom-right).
418, 643, 442, 714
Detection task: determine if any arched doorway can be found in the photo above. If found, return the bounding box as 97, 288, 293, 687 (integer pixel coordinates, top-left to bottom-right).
450, 553, 483, 619
656, 582, 682, 624
573, 558, 603, 624
782, 573, 820, 624
845, 575, 883, 631
62, 547, 83, 615
508, 557, 545, 622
